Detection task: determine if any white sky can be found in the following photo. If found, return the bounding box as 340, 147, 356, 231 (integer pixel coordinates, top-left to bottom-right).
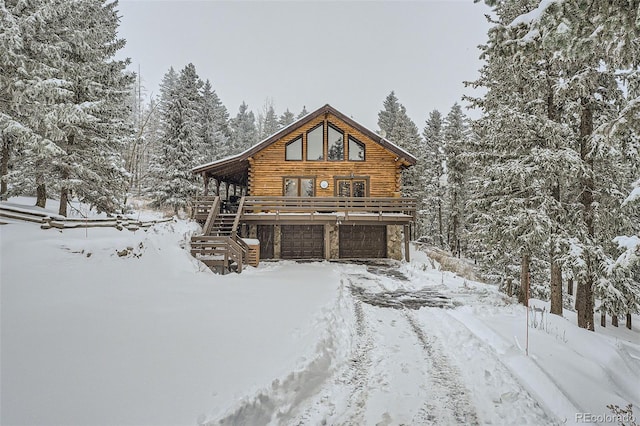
116, 1, 491, 130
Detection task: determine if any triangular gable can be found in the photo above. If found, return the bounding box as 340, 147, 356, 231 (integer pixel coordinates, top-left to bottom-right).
192, 104, 416, 183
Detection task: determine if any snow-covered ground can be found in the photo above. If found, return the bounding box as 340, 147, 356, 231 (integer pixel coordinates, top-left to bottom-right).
1, 198, 639, 426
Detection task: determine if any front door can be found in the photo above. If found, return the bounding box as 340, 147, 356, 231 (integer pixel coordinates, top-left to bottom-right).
257, 225, 274, 259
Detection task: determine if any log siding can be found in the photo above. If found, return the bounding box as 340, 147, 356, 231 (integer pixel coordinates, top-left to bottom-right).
250, 112, 402, 197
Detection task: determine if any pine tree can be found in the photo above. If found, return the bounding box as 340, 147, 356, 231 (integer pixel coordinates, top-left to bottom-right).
2, 0, 134, 214
377, 92, 402, 137
149, 63, 203, 215
465, 0, 578, 307
442, 103, 470, 257
470, 0, 640, 327
516, 0, 640, 330
297, 106, 308, 119
257, 101, 279, 140
200, 80, 230, 162
422, 110, 446, 246
230, 102, 258, 153
279, 109, 296, 128
377, 92, 424, 242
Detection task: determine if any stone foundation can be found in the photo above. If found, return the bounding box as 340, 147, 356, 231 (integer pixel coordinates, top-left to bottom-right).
387, 225, 403, 261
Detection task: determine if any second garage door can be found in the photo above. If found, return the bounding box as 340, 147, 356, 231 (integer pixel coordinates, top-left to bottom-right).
339, 225, 387, 258
281, 225, 324, 259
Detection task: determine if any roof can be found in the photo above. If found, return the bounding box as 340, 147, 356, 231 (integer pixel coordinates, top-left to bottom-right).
192, 104, 417, 184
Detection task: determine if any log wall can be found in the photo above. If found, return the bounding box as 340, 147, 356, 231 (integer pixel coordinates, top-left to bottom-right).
249, 113, 405, 197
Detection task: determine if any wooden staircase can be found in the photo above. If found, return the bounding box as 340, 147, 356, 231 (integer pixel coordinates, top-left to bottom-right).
190, 196, 248, 274
209, 213, 236, 236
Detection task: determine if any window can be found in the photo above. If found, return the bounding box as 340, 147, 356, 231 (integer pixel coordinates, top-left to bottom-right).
327, 125, 344, 161
285, 137, 302, 160
284, 177, 314, 197
335, 177, 368, 197
348, 136, 365, 161
306, 124, 324, 160
283, 121, 365, 162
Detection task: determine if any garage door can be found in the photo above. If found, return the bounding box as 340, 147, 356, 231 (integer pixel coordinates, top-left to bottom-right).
339, 225, 387, 258
281, 225, 324, 259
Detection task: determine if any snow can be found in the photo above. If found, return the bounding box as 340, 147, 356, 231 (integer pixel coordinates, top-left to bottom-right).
614, 235, 640, 251
625, 179, 640, 205
2, 199, 639, 425
508, 0, 562, 28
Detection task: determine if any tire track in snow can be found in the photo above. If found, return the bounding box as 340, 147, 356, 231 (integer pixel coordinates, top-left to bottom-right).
288, 278, 375, 426
340, 297, 374, 425
403, 310, 480, 425
344, 266, 479, 425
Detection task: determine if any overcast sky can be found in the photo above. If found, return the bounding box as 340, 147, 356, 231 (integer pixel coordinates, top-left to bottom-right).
116, 1, 491, 130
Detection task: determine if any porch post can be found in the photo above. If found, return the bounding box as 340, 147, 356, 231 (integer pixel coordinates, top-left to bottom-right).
404, 224, 411, 262
203, 173, 209, 195
324, 224, 331, 260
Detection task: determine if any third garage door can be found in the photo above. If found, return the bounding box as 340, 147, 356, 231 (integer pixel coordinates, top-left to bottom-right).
280, 225, 324, 259
339, 225, 387, 258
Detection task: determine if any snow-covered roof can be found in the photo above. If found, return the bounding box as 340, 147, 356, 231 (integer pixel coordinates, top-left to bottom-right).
192, 104, 417, 183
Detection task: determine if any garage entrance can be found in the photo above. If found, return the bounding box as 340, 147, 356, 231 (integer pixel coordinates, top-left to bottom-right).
281, 225, 324, 259
257, 225, 275, 259
339, 225, 387, 258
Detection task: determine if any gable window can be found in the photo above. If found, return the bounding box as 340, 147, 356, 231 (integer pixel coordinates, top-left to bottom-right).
327, 124, 344, 161
285, 137, 302, 160
348, 136, 365, 161
284, 177, 315, 197
306, 124, 324, 161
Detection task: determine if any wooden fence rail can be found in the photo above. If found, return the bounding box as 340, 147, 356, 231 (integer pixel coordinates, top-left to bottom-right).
0, 204, 172, 230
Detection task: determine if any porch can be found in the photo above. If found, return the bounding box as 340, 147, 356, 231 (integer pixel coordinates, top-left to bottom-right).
193, 195, 416, 224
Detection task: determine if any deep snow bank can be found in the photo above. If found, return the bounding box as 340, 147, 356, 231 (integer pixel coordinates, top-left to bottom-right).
1, 218, 342, 426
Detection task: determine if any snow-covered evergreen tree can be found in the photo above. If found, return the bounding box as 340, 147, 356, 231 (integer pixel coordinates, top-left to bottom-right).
377, 92, 425, 241
279, 109, 296, 128
377, 92, 423, 197
512, 0, 640, 330
442, 103, 470, 257
149, 63, 203, 214
257, 102, 279, 140
421, 110, 446, 246
230, 102, 258, 153
2, 0, 134, 214
200, 80, 230, 162
297, 106, 308, 119
471, 0, 640, 328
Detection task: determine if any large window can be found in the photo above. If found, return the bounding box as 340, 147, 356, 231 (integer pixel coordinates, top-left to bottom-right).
327, 125, 344, 161
306, 124, 324, 161
285, 122, 366, 162
335, 177, 368, 197
348, 136, 365, 161
285, 137, 302, 160
284, 177, 315, 197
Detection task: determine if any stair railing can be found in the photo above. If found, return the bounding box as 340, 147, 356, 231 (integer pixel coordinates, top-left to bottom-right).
230, 196, 246, 241
202, 196, 220, 235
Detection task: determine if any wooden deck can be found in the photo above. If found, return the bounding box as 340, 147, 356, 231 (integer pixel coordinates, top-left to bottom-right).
193, 196, 416, 224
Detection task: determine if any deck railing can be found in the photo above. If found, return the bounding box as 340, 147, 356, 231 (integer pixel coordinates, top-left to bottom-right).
190, 235, 244, 273
242, 196, 416, 219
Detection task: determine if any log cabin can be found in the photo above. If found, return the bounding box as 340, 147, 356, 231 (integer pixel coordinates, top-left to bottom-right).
190, 104, 416, 272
